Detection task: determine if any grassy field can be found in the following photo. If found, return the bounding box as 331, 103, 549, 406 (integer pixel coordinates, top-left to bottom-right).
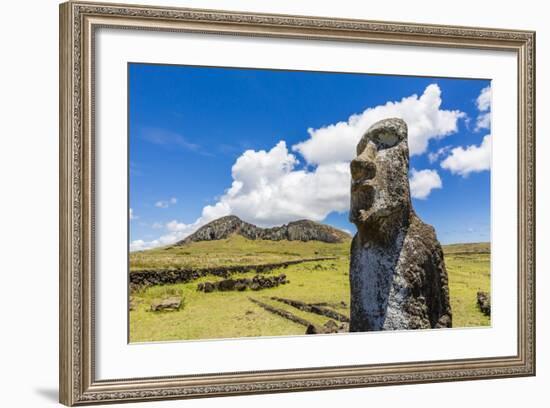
445, 242, 491, 327
129, 237, 490, 342
129, 236, 349, 271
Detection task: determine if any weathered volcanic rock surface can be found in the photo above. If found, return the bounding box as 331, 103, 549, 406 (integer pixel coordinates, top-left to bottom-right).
196, 274, 289, 293
477, 291, 491, 316
149, 297, 182, 312
349, 118, 452, 331
176, 215, 350, 245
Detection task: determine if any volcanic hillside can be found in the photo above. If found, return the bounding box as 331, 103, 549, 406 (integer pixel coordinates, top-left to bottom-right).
176, 215, 351, 245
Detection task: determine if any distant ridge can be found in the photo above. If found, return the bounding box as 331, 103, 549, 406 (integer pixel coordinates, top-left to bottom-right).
176, 215, 351, 245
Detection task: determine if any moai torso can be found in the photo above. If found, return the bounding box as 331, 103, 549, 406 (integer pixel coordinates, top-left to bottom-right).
349, 118, 452, 331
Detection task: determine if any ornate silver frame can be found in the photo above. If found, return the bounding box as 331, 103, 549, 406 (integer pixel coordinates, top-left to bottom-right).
59, 1, 536, 405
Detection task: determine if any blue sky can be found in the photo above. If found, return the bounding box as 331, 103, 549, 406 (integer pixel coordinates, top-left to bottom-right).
129, 63, 491, 250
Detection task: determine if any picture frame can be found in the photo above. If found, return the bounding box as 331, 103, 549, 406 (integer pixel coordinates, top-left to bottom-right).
59, 1, 536, 405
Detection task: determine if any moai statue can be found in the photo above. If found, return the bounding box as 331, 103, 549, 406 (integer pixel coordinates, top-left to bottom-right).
349, 118, 452, 331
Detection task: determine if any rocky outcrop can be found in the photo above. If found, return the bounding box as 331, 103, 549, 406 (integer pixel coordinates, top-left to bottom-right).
349, 118, 452, 331
176, 215, 350, 245
477, 291, 491, 316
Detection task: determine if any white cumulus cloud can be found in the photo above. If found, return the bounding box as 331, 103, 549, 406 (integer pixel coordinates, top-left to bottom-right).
130, 218, 202, 251
476, 113, 491, 131
132, 84, 464, 250
155, 197, 177, 208
441, 134, 491, 177
475, 85, 491, 131
428, 146, 451, 164
129, 239, 147, 252
292, 84, 465, 165
166, 219, 190, 232
476, 85, 491, 112
200, 141, 350, 227
409, 168, 442, 199
129, 208, 137, 220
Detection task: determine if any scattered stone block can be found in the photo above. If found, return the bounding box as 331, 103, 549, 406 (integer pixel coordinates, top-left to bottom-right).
150, 297, 182, 312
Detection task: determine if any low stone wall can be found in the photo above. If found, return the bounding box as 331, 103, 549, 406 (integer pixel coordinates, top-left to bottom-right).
129, 257, 336, 289
197, 274, 288, 293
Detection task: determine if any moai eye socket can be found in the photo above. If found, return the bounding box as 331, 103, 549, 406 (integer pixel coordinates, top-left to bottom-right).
356, 118, 407, 155
371, 130, 401, 148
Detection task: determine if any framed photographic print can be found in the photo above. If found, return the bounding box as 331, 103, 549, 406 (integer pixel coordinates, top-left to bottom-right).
59, 1, 536, 405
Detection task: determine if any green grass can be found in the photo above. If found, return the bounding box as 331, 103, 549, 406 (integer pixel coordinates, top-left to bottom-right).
129, 238, 490, 342
443, 242, 490, 255
129, 235, 349, 271
445, 246, 491, 328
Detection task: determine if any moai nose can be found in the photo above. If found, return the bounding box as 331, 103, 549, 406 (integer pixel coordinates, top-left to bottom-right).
350, 157, 376, 181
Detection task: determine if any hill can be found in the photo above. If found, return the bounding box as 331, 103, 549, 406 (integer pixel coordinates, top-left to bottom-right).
176, 215, 351, 245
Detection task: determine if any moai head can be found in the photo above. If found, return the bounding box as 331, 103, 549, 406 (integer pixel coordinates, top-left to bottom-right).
349, 118, 413, 244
